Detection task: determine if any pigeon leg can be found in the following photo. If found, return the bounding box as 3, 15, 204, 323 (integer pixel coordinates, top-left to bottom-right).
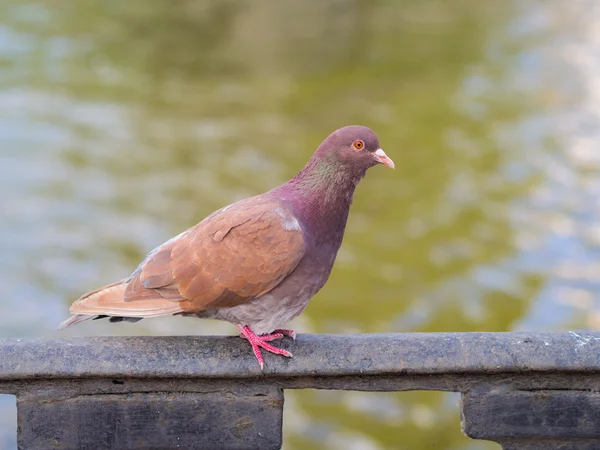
237, 325, 293, 370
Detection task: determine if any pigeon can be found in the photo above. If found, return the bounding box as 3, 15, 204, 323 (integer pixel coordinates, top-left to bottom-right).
59, 125, 394, 369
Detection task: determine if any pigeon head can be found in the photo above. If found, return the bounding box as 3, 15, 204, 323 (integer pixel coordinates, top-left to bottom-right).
314, 125, 394, 173
284, 125, 394, 200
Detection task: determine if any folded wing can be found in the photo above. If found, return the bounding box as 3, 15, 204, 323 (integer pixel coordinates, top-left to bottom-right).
69, 198, 305, 317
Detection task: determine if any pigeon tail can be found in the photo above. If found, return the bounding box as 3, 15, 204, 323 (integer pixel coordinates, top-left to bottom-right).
62, 279, 184, 327
58, 314, 143, 330
57, 314, 96, 330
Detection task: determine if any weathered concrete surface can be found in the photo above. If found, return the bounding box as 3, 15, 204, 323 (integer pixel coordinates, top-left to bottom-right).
462, 391, 600, 445
18, 389, 283, 450
1, 332, 600, 450
501, 443, 600, 450
0, 332, 599, 381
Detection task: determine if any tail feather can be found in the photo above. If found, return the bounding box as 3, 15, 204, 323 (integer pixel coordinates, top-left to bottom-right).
57, 314, 96, 330
59, 279, 184, 330
58, 314, 144, 331
100, 316, 144, 324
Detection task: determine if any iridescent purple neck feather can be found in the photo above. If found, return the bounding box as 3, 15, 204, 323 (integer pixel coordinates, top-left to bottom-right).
271, 126, 381, 248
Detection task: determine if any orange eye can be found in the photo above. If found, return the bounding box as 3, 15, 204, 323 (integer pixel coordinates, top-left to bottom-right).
353, 140, 364, 150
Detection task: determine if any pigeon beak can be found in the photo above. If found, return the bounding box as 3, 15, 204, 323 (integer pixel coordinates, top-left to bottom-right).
374, 149, 395, 169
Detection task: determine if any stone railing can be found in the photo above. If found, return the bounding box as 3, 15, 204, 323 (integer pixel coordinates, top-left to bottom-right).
1, 332, 600, 449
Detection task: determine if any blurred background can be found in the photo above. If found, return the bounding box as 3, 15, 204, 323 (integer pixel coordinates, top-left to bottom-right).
1, 0, 600, 448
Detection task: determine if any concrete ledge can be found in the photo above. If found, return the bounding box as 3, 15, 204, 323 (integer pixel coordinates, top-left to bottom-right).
1, 331, 599, 380
3, 332, 600, 449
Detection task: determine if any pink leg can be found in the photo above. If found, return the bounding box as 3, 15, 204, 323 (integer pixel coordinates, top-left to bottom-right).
237, 325, 294, 370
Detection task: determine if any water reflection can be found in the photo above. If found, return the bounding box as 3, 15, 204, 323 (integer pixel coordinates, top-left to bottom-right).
1, 0, 599, 448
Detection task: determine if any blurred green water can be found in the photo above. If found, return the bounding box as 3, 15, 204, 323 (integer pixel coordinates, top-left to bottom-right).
2, 1, 600, 449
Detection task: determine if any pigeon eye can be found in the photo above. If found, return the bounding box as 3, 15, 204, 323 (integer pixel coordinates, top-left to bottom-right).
353, 140, 364, 150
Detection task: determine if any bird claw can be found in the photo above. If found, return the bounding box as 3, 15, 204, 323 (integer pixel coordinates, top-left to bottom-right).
273, 328, 296, 340
237, 325, 295, 370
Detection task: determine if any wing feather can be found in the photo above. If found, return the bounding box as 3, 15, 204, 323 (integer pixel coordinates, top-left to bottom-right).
69, 197, 305, 318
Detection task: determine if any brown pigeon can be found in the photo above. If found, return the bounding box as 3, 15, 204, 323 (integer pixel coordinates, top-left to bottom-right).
59, 126, 394, 369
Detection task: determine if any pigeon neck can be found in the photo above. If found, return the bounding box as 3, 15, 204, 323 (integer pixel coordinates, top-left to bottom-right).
277, 156, 366, 246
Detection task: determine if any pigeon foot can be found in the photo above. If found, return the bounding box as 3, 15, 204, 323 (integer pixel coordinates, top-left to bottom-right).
237, 325, 294, 370
272, 328, 296, 340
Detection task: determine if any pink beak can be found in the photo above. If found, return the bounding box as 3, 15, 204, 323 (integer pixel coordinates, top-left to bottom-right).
374, 149, 395, 169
